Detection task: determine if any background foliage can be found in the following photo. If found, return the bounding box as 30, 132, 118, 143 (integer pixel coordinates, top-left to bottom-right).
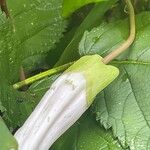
0, 0, 150, 149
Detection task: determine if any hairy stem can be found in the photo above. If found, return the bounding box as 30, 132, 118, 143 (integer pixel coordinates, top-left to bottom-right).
103, 0, 135, 64
13, 62, 74, 90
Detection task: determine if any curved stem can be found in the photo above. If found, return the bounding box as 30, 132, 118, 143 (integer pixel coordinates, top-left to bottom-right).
103, 0, 135, 64
13, 62, 74, 90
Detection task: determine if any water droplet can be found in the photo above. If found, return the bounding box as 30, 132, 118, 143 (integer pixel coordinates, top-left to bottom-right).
92, 37, 99, 43
44, 43, 48, 46
23, 4, 26, 8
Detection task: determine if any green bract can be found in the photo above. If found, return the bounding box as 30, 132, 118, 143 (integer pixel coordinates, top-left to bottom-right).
65, 55, 119, 105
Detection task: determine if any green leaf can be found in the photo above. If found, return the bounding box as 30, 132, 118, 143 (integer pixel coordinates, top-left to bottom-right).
0, 0, 66, 128
51, 113, 122, 150
56, 0, 118, 66
0, 117, 18, 150
7, 0, 67, 62
79, 12, 150, 149
62, 0, 108, 17
134, 0, 150, 12
45, 27, 77, 68
0, 84, 36, 128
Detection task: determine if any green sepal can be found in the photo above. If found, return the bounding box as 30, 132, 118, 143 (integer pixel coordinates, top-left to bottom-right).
0, 117, 18, 150
65, 55, 119, 105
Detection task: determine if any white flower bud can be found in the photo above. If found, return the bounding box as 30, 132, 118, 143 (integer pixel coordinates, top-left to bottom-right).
15, 73, 87, 150
14, 55, 119, 150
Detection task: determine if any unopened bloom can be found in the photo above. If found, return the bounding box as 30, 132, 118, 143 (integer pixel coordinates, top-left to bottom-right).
14, 55, 119, 150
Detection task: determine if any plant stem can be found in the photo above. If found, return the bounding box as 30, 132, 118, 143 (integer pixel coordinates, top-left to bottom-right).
20, 66, 26, 81
0, 0, 10, 17
103, 0, 135, 64
13, 62, 74, 90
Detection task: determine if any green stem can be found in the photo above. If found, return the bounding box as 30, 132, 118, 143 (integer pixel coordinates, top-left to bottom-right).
13, 62, 74, 90
103, 0, 135, 64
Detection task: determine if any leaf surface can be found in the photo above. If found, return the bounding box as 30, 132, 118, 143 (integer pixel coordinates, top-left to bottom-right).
56, 0, 118, 66
0, 0, 66, 128
62, 0, 108, 17
79, 12, 150, 149
51, 113, 122, 150
7, 0, 66, 62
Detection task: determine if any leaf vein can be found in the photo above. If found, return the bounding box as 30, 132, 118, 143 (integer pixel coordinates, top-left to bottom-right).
123, 67, 150, 130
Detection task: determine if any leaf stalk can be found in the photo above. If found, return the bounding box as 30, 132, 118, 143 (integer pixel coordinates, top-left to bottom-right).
103, 0, 136, 64
13, 62, 74, 90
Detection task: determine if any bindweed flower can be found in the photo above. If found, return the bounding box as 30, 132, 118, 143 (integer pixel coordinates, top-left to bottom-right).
14, 55, 119, 150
